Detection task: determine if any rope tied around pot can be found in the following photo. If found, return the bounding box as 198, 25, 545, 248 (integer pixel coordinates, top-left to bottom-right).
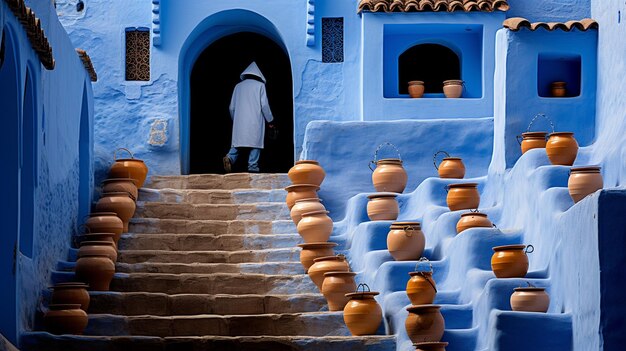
433, 150, 451, 170
369, 142, 402, 171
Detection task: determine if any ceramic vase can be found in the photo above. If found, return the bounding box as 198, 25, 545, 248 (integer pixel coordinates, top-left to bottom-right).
109, 148, 149, 188
297, 242, 337, 272
406, 272, 437, 305
456, 211, 493, 234
84, 212, 124, 245
443, 80, 463, 98
75, 254, 116, 291
414, 342, 449, 351
446, 183, 480, 211
519, 132, 547, 154
308, 255, 350, 289
367, 193, 399, 221
387, 222, 425, 261
343, 285, 382, 335
408, 81, 425, 98
78, 240, 118, 262
44, 304, 88, 335
568, 166, 603, 203
491, 244, 534, 278
321, 271, 357, 311
285, 184, 320, 210
370, 159, 407, 193
288, 160, 326, 186
290, 198, 326, 225
297, 210, 333, 243
546, 132, 578, 166
50, 283, 90, 311
95, 192, 136, 232
550, 81, 567, 97
405, 304, 445, 343
510, 287, 550, 313
102, 178, 138, 202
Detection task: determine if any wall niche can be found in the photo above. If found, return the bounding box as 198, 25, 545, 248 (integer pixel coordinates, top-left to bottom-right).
537, 53, 582, 98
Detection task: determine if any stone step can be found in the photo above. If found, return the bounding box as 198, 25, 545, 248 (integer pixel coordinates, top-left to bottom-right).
146, 173, 291, 190
82, 312, 348, 337
88, 292, 327, 316
138, 188, 287, 204
58, 261, 305, 275
21, 332, 396, 351
116, 248, 300, 264
109, 273, 317, 295
134, 202, 291, 221
118, 234, 303, 251
129, 218, 296, 235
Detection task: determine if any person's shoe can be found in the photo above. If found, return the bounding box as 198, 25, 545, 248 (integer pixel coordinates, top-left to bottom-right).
223, 156, 232, 173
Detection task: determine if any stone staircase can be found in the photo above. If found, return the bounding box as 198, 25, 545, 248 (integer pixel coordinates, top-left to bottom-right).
21, 174, 395, 351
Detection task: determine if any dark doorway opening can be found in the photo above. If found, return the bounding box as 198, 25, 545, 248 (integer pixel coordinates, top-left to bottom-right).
399, 44, 460, 94
190, 32, 294, 174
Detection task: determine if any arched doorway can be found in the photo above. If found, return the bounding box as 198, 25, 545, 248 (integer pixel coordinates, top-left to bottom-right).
189, 32, 293, 174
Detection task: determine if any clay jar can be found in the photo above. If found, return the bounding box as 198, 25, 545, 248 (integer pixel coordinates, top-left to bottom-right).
519, 132, 548, 154
414, 342, 449, 351
77, 233, 116, 248
456, 211, 493, 234
44, 304, 88, 335
546, 132, 578, 166
95, 192, 136, 232
321, 271, 357, 311
291, 198, 325, 225
85, 212, 124, 245
297, 242, 337, 272
443, 80, 463, 98
406, 272, 437, 305
405, 304, 445, 343
297, 210, 333, 243
75, 254, 116, 291
568, 166, 603, 203
343, 285, 382, 335
408, 81, 425, 98
367, 193, 399, 221
437, 158, 465, 179
109, 148, 149, 188
446, 183, 480, 212
551, 81, 567, 97
285, 184, 319, 210
102, 178, 138, 201
288, 160, 326, 186
510, 287, 550, 313
387, 222, 425, 261
78, 241, 118, 262
370, 159, 407, 193
50, 283, 90, 311
308, 255, 350, 289
491, 244, 534, 278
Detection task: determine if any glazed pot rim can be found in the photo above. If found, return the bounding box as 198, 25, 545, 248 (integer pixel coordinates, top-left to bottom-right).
294, 197, 323, 203
313, 255, 345, 262
521, 132, 548, 137
79, 241, 116, 246
367, 192, 399, 199
102, 178, 138, 185
295, 160, 320, 165
413, 342, 449, 347
345, 291, 380, 298
570, 166, 601, 172
408, 80, 424, 85
513, 287, 546, 292
114, 158, 145, 163
297, 242, 338, 249
408, 271, 433, 276
406, 304, 441, 312
88, 212, 118, 216
460, 212, 487, 217
300, 210, 330, 217
448, 183, 478, 188
285, 184, 320, 191
48, 304, 83, 310
548, 132, 574, 136
442, 157, 462, 161
375, 158, 403, 164
492, 244, 527, 251
323, 271, 357, 277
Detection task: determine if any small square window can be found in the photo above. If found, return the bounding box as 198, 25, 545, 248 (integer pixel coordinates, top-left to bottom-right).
322, 18, 344, 63
537, 54, 581, 97
125, 29, 150, 81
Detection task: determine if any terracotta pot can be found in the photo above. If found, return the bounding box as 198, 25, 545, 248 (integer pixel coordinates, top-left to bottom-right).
308, 255, 350, 289
408, 81, 425, 98
414, 342, 449, 351
291, 198, 326, 225
84, 212, 124, 245
370, 158, 407, 193
491, 244, 534, 278
288, 160, 326, 186
446, 183, 480, 211
75, 254, 116, 291
406, 272, 437, 305
443, 80, 463, 98
343, 284, 382, 335
387, 222, 425, 261
438, 158, 465, 179
102, 178, 138, 202
297, 242, 337, 272
568, 166, 603, 203
285, 184, 320, 210
44, 304, 88, 335
405, 304, 445, 343
519, 132, 547, 154
321, 271, 357, 311
510, 287, 550, 312
50, 283, 90, 311
297, 210, 333, 243
367, 193, 399, 221
551, 81, 567, 97
95, 192, 136, 232
78, 241, 118, 262
456, 211, 493, 234
546, 132, 578, 166
77, 233, 117, 250
109, 148, 148, 188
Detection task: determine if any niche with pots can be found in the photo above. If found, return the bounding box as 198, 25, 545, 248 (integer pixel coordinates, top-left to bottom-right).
537, 53, 581, 98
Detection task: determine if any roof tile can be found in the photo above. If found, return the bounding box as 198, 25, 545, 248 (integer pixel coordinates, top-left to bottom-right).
503, 17, 599, 31
358, 0, 510, 13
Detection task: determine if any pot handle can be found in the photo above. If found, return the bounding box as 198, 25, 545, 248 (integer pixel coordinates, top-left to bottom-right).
516, 135, 523, 145
414, 257, 433, 273
444, 185, 449, 193
433, 151, 451, 171
404, 225, 415, 237
368, 160, 376, 172
114, 147, 134, 161
526, 113, 555, 134
525, 245, 535, 254
372, 142, 402, 164
355, 283, 371, 294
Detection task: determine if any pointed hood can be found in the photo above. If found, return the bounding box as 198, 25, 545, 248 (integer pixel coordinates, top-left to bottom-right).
240, 62, 266, 83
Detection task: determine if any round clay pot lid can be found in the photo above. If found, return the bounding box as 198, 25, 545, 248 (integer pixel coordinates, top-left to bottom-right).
323, 271, 356, 277
313, 255, 345, 262
460, 211, 487, 217
102, 178, 138, 185
406, 304, 441, 312
284, 184, 320, 191
448, 183, 478, 188
367, 192, 399, 199
48, 304, 83, 310
408, 80, 424, 85
571, 166, 601, 172
548, 132, 574, 137
88, 212, 118, 216
297, 242, 338, 249
345, 291, 379, 298
376, 158, 402, 164
295, 160, 319, 165
413, 342, 449, 347
294, 197, 323, 203
492, 244, 527, 251
514, 287, 546, 292
300, 210, 329, 217
115, 158, 145, 163
522, 132, 548, 137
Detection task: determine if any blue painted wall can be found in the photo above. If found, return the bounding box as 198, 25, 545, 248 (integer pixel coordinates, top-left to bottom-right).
506, 0, 591, 21
0, 0, 94, 344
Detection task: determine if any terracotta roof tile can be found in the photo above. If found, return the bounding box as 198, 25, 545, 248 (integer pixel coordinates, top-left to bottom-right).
76, 49, 98, 82
4, 0, 55, 69
503, 17, 598, 31
358, 0, 510, 13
